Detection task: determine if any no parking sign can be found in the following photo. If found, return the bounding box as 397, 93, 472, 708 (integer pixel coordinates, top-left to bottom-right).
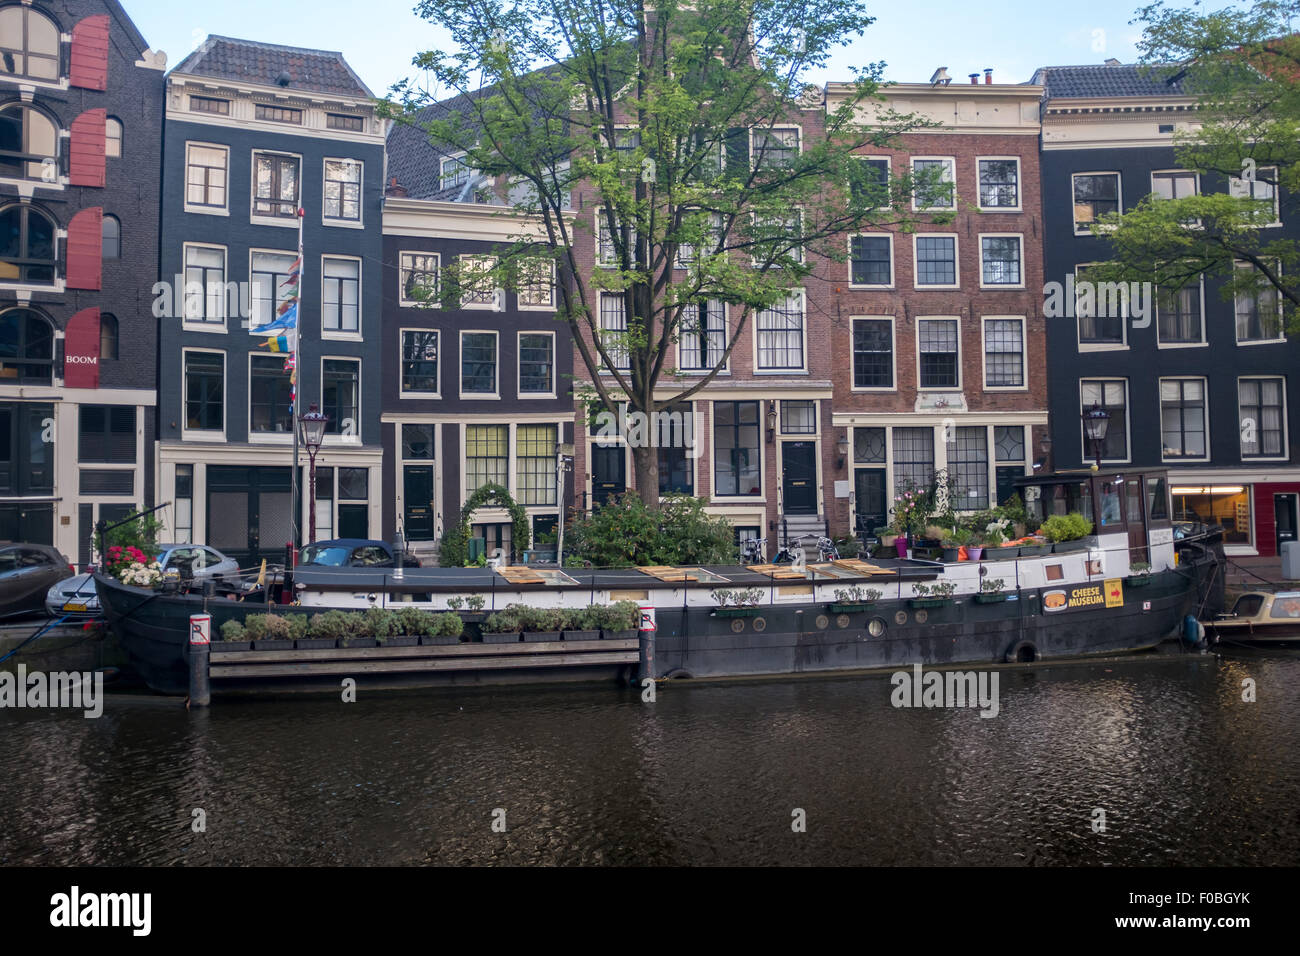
639, 606, 656, 632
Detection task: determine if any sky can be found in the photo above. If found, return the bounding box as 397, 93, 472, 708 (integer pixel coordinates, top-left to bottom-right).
118, 0, 1152, 97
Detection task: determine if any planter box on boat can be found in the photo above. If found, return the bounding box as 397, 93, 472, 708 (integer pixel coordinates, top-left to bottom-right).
827, 603, 874, 614
564, 629, 601, 642
715, 607, 762, 618
974, 593, 1008, 604
909, 598, 952, 609
420, 633, 462, 646
523, 630, 563, 643
294, 638, 337, 650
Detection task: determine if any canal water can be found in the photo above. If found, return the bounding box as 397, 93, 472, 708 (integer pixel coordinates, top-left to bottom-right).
1, 650, 1297, 866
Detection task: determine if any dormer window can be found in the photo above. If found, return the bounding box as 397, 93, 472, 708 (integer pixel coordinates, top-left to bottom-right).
0, 6, 61, 83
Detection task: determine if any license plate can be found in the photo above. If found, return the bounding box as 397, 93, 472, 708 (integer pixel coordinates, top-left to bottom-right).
62, 602, 88, 612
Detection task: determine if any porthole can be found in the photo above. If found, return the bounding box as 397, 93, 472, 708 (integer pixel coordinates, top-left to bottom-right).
868, 617, 886, 637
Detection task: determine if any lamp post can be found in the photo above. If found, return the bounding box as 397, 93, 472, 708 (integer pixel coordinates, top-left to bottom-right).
1081, 403, 1111, 470
556, 441, 575, 566
297, 403, 328, 544
836, 433, 850, 470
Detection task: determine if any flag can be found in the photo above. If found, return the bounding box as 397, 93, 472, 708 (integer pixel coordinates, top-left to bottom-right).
256, 333, 295, 353
257, 300, 297, 335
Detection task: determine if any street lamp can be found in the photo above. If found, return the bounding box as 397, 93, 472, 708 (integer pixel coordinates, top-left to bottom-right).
836, 433, 849, 470
556, 441, 575, 566
298, 403, 329, 543
1081, 403, 1110, 470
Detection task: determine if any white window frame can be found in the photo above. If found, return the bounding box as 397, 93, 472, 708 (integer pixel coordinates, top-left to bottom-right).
912, 233, 960, 290
1234, 259, 1286, 345
399, 327, 441, 399
180, 346, 227, 442
975, 156, 1022, 212
398, 251, 440, 308
849, 315, 896, 393
675, 299, 729, 375
440, 153, 472, 192
515, 257, 556, 311
980, 316, 1027, 391
1071, 171, 1122, 235
752, 288, 807, 374
517, 330, 557, 399
321, 156, 364, 228
910, 156, 956, 212
595, 210, 636, 269
247, 246, 299, 333
751, 207, 803, 267
1150, 168, 1199, 201
1079, 378, 1131, 465
1074, 262, 1129, 352
459, 329, 500, 399
1158, 376, 1211, 463
183, 141, 230, 216
977, 233, 1025, 290
320, 254, 362, 339
851, 155, 891, 207
458, 255, 502, 311
1237, 375, 1289, 462
749, 126, 802, 171
1155, 275, 1207, 348
181, 242, 228, 333
249, 148, 303, 228
847, 232, 894, 289
1229, 164, 1282, 227
247, 351, 295, 443
320, 355, 363, 446
915, 316, 962, 391
597, 291, 630, 373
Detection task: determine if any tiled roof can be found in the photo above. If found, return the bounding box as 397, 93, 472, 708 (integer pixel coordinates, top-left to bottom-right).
1031, 62, 1189, 99
386, 89, 495, 201
170, 36, 372, 98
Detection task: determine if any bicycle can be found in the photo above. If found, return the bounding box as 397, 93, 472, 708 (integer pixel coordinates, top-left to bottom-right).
739, 536, 768, 564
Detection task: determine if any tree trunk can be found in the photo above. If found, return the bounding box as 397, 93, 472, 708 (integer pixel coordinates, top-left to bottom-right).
632, 442, 660, 509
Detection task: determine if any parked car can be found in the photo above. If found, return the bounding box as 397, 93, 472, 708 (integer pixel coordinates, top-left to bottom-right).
299, 539, 422, 568
0, 544, 74, 619
46, 544, 240, 619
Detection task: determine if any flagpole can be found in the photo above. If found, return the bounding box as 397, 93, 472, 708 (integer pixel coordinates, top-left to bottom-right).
292, 205, 305, 554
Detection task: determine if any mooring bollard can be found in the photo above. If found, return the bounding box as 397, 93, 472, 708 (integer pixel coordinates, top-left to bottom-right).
638, 605, 656, 684
189, 613, 211, 708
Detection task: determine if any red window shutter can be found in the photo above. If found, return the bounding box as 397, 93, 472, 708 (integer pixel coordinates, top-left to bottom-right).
69, 15, 110, 91
66, 207, 103, 291
64, 308, 102, 389
69, 109, 107, 187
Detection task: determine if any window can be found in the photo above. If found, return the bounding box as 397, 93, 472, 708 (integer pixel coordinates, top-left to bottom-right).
1156, 282, 1204, 344
1239, 377, 1286, 458
249, 355, 293, 434
674, 212, 722, 268
457, 255, 499, 309
978, 159, 1019, 208
399, 252, 439, 306
461, 332, 498, 394
517, 424, 558, 506
175, 465, 193, 544
918, 318, 959, 389
323, 159, 362, 222
612, 127, 640, 160
1152, 170, 1197, 200
99, 313, 117, 360
184, 352, 224, 431
752, 209, 802, 266
756, 293, 804, 370
980, 235, 1022, 286
1073, 173, 1120, 231
322, 359, 359, 435
515, 257, 554, 309
850, 157, 890, 207
252, 151, 300, 218
599, 294, 629, 371
947, 427, 989, 511
983, 318, 1024, 387
321, 258, 360, 333
994, 425, 1026, 505
183, 245, 226, 323
403, 424, 434, 459
658, 404, 694, 496
401, 330, 439, 394
596, 213, 636, 267
850, 235, 892, 286
78, 406, 135, 463
0, 203, 56, 284
518, 333, 554, 395
851, 318, 893, 389
250, 251, 297, 330
105, 118, 122, 158
893, 428, 935, 492
1160, 378, 1207, 459
679, 299, 726, 372
1229, 165, 1280, 224
1075, 264, 1125, 345
0, 103, 58, 182
101, 215, 120, 259
912, 158, 954, 209
0, 308, 54, 383
185, 144, 228, 210
1235, 262, 1283, 342
255, 104, 302, 125
914, 235, 957, 287
714, 401, 760, 496
190, 96, 230, 115
465, 425, 508, 495
781, 400, 816, 434
440, 154, 471, 192
752, 128, 799, 169
0, 6, 60, 82
327, 113, 364, 132
854, 427, 886, 463
1080, 380, 1129, 462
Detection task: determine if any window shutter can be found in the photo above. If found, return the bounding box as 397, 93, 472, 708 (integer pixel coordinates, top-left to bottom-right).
64, 308, 102, 388
69, 109, 107, 187
66, 207, 103, 290
69, 15, 110, 91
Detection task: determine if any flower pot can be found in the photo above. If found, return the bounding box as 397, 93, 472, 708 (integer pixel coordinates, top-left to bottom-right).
827, 603, 874, 614
974, 592, 1008, 604
212, 641, 252, 652
253, 639, 293, 651
420, 633, 462, 646
1053, 539, 1088, 554
716, 606, 763, 617
385, 635, 420, 647
1017, 545, 1050, 557
523, 630, 563, 643
341, 637, 378, 648
605, 629, 637, 643
941, 547, 961, 563
294, 638, 337, 650
984, 546, 1018, 559
895, 537, 908, 559
481, 631, 522, 643
908, 597, 952, 609
966, 546, 984, 560
1125, 575, 1152, 587
563, 629, 601, 642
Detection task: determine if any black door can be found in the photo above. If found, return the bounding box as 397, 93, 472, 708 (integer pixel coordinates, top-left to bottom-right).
781, 441, 817, 515
403, 466, 435, 541
591, 444, 625, 507
207, 466, 293, 567
854, 469, 887, 536
1275, 494, 1297, 547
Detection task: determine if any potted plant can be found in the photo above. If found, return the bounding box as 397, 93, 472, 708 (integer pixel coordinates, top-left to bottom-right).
243, 613, 295, 651
1017, 536, 1052, 557
827, 585, 880, 613
909, 580, 956, 608
712, 587, 765, 617
520, 606, 566, 642
1127, 561, 1153, 586
482, 604, 526, 642
215, 619, 252, 652
1042, 513, 1093, 553
301, 610, 349, 649
975, 578, 1008, 603
562, 605, 603, 643
601, 601, 642, 642
940, 526, 974, 562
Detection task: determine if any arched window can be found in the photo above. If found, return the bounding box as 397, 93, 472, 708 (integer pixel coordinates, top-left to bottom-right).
105, 117, 122, 158
102, 214, 120, 259
99, 312, 117, 360
0, 308, 55, 383
0, 6, 60, 83
0, 203, 57, 284
0, 102, 58, 182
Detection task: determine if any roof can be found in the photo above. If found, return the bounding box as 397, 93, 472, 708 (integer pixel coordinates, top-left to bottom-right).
170, 35, 372, 98
1031, 62, 1190, 99
386, 88, 498, 201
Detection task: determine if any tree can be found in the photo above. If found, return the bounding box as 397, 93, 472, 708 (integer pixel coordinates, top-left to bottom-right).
1087, 0, 1300, 329
384, 0, 948, 505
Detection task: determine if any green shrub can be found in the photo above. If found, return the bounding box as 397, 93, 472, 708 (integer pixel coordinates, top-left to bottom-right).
220, 620, 246, 642
308, 610, 353, 641
394, 605, 435, 636
564, 493, 736, 567
242, 614, 269, 640
1042, 512, 1093, 542
484, 604, 528, 633
431, 612, 464, 638
283, 614, 309, 642
261, 615, 292, 640
358, 606, 400, 640
466, 594, 486, 611
446, 597, 465, 611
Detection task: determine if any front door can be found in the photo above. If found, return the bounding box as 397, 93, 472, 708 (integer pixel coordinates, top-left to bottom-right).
1275, 493, 1298, 548
781, 441, 817, 516
1125, 477, 1148, 564
207, 466, 293, 566
403, 466, 436, 541
591, 444, 625, 507
854, 469, 887, 537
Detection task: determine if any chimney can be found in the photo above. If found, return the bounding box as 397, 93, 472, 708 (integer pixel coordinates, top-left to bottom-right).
984, 68, 993, 84
929, 67, 951, 87
385, 176, 408, 198
969, 73, 979, 85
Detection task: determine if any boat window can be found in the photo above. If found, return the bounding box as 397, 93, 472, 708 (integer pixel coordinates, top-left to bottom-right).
1045, 564, 1064, 581
1099, 481, 1123, 527
1232, 594, 1264, 617
1147, 477, 1169, 520
300, 545, 350, 566
1077, 482, 1093, 523
1126, 479, 1143, 523
535, 569, 578, 586
1269, 595, 1300, 619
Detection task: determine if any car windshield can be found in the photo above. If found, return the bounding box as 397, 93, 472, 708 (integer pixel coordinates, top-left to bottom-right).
300, 546, 351, 567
